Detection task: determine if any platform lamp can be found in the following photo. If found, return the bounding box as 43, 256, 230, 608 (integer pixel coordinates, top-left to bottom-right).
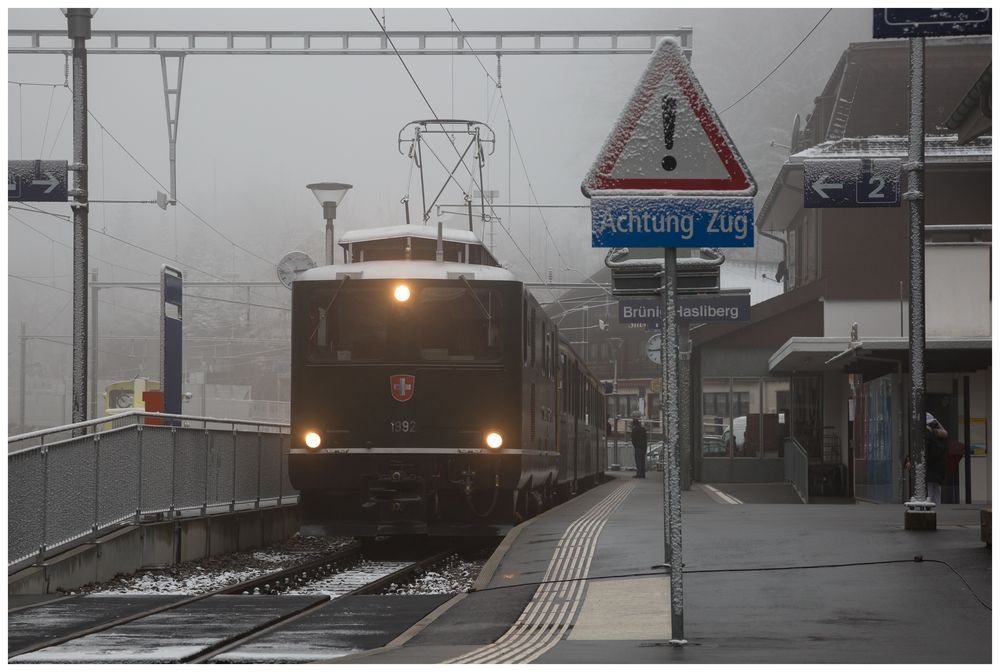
307, 182, 353, 265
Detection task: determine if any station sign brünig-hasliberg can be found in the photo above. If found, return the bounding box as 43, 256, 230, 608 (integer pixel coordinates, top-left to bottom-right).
582, 38, 757, 248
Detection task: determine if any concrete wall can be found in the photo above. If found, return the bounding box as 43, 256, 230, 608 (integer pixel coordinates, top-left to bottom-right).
700, 457, 784, 483
926, 244, 991, 338
9, 505, 300, 596
823, 300, 908, 339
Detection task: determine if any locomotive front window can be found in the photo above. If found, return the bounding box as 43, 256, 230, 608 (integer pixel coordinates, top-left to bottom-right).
306, 288, 389, 363
416, 287, 502, 362
303, 284, 502, 364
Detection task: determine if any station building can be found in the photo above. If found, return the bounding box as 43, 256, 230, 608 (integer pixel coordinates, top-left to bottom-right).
689, 36, 991, 503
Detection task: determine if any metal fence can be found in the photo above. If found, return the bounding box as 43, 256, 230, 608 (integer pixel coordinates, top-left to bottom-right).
784, 437, 809, 503
8, 411, 296, 573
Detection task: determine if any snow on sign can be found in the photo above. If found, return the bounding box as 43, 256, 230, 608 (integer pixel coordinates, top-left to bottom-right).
582, 38, 756, 248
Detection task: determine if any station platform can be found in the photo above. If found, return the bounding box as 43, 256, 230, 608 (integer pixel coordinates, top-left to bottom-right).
336, 472, 991, 664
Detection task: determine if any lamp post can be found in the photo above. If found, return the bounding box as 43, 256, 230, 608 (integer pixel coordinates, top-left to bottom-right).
307, 182, 353, 265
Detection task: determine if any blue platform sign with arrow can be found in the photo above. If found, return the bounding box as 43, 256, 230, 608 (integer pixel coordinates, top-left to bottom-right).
872, 8, 991, 39
803, 158, 901, 209
8, 160, 69, 203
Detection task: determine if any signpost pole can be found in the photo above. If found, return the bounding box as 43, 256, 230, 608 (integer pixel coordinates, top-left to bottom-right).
679, 324, 692, 490
67, 9, 92, 430
903, 35, 931, 529
662, 247, 684, 643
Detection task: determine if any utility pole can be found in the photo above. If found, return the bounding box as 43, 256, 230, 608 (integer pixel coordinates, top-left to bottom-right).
679, 326, 692, 490
19, 322, 27, 432
66, 8, 93, 430
903, 36, 932, 530
90, 268, 99, 419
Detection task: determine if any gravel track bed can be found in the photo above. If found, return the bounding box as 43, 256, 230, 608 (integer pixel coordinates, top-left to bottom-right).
79, 535, 355, 596
78, 536, 494, 597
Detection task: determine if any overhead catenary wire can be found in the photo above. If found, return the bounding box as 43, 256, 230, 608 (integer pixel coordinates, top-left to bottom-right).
369, 9, 557, 300
446, 8, 570, 273
9, 204, 250, 284
10, 211, 154, 278
9, 82, 278, 295
719, 8, 833, 114
80, 100, 278, 269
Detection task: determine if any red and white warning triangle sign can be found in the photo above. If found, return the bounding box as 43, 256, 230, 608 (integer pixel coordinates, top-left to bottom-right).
582, 38, 756, 197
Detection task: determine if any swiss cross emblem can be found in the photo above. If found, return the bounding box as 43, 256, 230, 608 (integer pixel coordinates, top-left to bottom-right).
390, 375, 415, 402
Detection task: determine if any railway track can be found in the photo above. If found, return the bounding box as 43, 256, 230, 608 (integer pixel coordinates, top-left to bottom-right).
9, 540, 459, 664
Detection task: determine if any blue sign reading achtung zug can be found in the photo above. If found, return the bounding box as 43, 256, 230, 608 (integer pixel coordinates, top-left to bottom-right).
591, 195, 754, 248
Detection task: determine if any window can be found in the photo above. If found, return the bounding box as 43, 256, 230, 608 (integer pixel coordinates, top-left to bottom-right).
530, 308, 536, 366
304, 284, 502, 364
700, 377, 792, 459
415, 287, 502, 362
305, 287, 388, 363
703, 392, 728, 417
791, 376, 823, 462
701, 378, 730, 458
523, 297, 529, 365
559, 353, 569, 413
763, 380, 791, 457
731, 379, 761, 458
542, 322, 549, 376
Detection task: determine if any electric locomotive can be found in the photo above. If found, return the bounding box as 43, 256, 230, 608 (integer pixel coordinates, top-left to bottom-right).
288, 223, 606, 537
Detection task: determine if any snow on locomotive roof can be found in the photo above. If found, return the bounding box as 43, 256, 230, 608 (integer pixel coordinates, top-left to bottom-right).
297, 259, 518, 282
338, 224, 484, 246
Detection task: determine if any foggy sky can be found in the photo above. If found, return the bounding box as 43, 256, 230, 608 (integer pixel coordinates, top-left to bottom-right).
7, 7, 873, 382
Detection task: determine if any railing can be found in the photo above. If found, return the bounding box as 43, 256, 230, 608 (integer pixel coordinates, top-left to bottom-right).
784, 437, 809, 503
8, 411, 296, 573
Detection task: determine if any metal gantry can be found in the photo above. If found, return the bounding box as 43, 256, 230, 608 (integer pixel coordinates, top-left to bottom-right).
8, 28, 693, 57
9, 21, 693, 431
9, 27, 693, 209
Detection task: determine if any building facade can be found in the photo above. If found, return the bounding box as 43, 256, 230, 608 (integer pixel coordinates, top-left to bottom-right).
689, 37, 991, 503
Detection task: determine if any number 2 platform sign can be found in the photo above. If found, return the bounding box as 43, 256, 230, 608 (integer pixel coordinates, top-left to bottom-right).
803, 158, 901, 209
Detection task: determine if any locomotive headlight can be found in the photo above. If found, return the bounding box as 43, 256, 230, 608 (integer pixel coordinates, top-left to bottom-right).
304, 431, 322, 449
485, 432, 503, 450
393, 284, 411, 302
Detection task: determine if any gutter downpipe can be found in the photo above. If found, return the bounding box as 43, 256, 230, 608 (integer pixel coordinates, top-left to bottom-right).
757, 229, 788, 292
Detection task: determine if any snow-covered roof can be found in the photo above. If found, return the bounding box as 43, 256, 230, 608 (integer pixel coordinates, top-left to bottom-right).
789, 135, 992, 163
338, 224, 485, 246
297, 259, 518, 283
759, 134, 992, 232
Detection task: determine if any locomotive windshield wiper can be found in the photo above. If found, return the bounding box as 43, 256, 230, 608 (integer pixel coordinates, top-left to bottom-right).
309, 275, 350, 345
458, 274, 492, 321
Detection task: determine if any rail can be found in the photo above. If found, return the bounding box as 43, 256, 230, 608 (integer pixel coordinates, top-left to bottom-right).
8, 411, 296, 573
784, 437, 809, 503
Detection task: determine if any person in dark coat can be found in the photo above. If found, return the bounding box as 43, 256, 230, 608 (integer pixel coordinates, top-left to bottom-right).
925, 412, 948, 505
631, 416, 648, 478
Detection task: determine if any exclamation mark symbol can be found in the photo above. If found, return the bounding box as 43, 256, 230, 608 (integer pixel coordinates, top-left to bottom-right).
661, 96, 677, 172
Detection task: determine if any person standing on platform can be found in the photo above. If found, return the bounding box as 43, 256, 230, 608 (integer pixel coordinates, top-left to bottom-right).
925, 412, 948, 505
631, 415, 647, 478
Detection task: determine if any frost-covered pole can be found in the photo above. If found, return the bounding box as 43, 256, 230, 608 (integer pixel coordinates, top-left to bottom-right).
904, 36, 932, 526
662, 247, 685, 644
679, 325, 692, 490
67, 9, 92, 430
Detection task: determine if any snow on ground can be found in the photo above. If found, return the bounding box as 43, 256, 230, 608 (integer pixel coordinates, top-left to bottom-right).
78, 535, 493, 597
81, 535, 354, 596
382, 556, 484, 595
